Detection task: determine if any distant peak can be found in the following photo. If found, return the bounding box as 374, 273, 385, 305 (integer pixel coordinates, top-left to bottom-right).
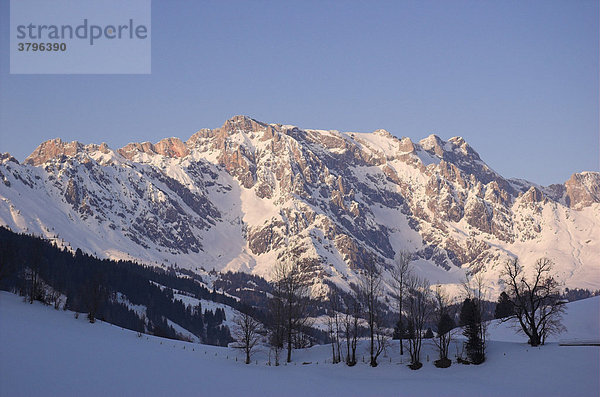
447, 136, 473, 152
398, 137, 416, 153
425, 133, 442, 140
154, 137, 189, 158
564, 172, 600, 208
418, 134, 445, 156
520, 186, 545, 204
118, 137, 189, 160
447, 136, 480, 159
373, 129, 393, 138
448, 136, 466, 146
226, 115, 254, 123
220, 115, 267, 133
0, 153, 19, 164
222, 115, 260, 127
25, 138, 84, 166
417, 134, 482, 160
419, 133, 443, 145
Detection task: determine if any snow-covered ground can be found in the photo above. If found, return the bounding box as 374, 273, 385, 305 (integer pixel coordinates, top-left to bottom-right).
1, 292, 598, 397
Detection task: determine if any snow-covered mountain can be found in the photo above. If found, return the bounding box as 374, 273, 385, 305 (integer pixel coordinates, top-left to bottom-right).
1, 116, 599, 295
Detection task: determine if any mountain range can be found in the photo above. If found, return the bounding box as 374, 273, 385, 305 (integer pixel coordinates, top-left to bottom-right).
1, 115, 598, 296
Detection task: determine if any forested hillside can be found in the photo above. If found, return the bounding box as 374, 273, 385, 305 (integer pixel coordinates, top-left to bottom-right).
0, 226, 251, 346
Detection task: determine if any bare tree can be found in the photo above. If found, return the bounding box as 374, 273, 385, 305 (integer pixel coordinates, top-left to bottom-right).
374, 317, 390, 364
432, 285, 455, 367
405, 274, 431, 370
326, 289, 342, 364
501, 257, 566, 346
389, 250, 412, 355
49, 289, 62, 310
267, 291, 285, 366
342, 292, 361, 366
271, 260, 313, 363
233, 312, 262, 364
358, 259, 386, 367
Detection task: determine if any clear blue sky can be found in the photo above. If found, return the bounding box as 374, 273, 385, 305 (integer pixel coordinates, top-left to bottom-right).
0, 0, 598, 185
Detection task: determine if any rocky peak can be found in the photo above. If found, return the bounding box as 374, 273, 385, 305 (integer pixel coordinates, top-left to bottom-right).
118, 137, 189, 160
373, 129, 393, 138
484, 180, 511, 205
0, 153, 19, 164
520, 186, 545, 204
186, 129, 214, 147
25, 138, 84, 166
153, 137, 189, 158
419, 134, 445, 157
418, 134, 483, 163
447, 136, 481, 160
418, 134, 512, 195
118, 142, 155, 160
220, 115, 266, 134
564, 172, 600, 209
96, 142, 112, 154
398, 137, 416, 153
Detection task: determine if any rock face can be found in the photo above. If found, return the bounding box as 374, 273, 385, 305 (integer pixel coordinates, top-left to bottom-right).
564, 172, 600, 209
25, 139, 84, 166
1, 115, 599, 295
118, 138, 189, 160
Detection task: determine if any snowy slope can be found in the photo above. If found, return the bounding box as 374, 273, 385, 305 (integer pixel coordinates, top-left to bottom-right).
1, 291, 598, 397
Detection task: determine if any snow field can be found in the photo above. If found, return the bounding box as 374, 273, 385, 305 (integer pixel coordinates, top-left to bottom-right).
1, 292, 598, 397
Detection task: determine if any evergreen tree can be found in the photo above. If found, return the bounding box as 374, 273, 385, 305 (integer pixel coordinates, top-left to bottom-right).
460, 298, 485, 364
494, 291, 514, 319
424, 327, 434, 339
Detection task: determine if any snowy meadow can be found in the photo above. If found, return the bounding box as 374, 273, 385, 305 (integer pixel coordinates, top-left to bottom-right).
1, 291, 598, 397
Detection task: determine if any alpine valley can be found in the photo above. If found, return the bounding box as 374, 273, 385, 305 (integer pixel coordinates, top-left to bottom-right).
1, 115, 599, 297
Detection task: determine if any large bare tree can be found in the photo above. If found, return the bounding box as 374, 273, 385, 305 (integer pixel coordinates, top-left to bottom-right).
342, 292, 361, 366
405, 274, 431, 369
326, 289, 342, 364
267, 287, 285, 366
233, 312, 263, 364
501, 257, 565, 346
271, 260, 312, 363
358, 259, 386, 367
389, 250, 412, 355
